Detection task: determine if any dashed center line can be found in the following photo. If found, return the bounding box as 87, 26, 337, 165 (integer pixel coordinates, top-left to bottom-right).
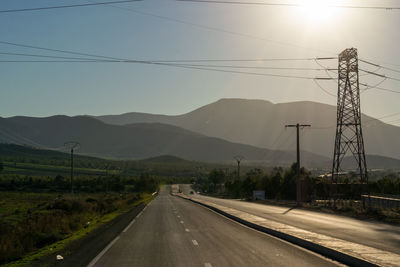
204, 263, 212, 267
192, 240, 199, 246
185, 228, 190, 232
180, 220, 184, 224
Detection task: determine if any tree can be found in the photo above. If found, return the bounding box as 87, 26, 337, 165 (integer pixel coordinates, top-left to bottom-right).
208, 169, 225, 192
0, 161, 3, 172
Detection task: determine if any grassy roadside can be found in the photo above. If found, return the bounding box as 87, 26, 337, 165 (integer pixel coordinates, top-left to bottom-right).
1, 192, 155, 266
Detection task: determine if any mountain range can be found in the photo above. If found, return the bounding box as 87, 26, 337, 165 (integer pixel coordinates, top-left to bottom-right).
96, 98, 400, 160
0, 115, 326, 164
1, 98, 399, 169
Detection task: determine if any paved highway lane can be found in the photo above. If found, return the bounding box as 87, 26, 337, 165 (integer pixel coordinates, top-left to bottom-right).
91, 188, 341, 267
180, 185, 400, 255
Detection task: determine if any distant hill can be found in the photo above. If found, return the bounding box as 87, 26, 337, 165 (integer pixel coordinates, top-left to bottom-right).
140, 155, 187, 163
0, 116, 326, 165
342, 155, 400, 170
0, 143, 100, 162
315, 155, 400, 170
95, 98, 400, 160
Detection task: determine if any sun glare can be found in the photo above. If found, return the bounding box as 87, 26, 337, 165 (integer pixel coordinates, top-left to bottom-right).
294, 0, 339, 25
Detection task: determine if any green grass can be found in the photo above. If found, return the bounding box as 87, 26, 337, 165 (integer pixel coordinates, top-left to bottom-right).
0, 192, 56, 225
0, 191, 155, 266
2, 161, 119, 176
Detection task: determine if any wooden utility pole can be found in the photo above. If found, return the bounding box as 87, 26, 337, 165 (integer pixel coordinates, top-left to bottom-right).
285, 123, 311, 206
64, 141, 80, 195
234, 155, 244, 180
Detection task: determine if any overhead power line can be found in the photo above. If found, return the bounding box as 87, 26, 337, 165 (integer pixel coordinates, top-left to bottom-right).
360, 59, 400, 74
153, 57, 337, 63
0, 55, 334, 80
0, 40, 130, 61
313, 79, 337, 98
313, 111, 400, 130
359, 78, 387, 93
359, 68, 400, 82
162, 63, 336, 71
0, 40, 337, 63
0, 60, 110, 63
88, 0, 337, 56
360, 83, 400, 94
0, 51, 101, 61
0, 0, 142, 14
0, 52, 337, 71
177, 0, 400, 10
161, 64, 334, 80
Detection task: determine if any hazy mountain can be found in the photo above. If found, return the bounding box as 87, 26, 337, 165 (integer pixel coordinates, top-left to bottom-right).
317, 155, 400, 170
0, 115, 326, 164
95, 98, 400, 160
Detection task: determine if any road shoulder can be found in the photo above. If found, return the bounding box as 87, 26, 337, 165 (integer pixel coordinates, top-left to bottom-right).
175, 193, 400, 267
33, 202, 148, 267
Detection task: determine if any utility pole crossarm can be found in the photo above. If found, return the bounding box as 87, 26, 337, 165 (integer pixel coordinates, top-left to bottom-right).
285, 124, 311, 128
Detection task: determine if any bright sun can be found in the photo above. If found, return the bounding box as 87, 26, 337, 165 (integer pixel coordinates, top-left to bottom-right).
294, 0, 339, 24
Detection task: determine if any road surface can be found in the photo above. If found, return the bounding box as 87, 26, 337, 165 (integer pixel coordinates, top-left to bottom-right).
180, 184, 400, 255
90, 187, 341, 267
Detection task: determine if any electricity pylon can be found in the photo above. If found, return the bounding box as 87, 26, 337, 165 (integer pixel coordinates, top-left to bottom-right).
331, 48, 368, 208
64, 141, 80, 194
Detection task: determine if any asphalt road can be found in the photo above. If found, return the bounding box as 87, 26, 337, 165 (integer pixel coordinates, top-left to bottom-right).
91, 187, 341, 267
180, 185, 400, 255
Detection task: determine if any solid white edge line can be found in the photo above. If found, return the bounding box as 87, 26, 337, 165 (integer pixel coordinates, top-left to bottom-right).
87, 235, 120, 267
88, 201, 152, 266
122, 219, 136, 233
185, 198, 345, 266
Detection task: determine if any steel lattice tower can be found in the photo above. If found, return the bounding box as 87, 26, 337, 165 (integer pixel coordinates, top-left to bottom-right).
331, 48, 368, 205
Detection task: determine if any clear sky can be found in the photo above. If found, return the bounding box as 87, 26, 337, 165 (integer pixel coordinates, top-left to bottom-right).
1, 0, 400, 124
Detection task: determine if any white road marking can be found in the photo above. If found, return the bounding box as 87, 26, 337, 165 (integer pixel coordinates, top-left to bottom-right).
192, 239, 199, 246
204, 263, 212, 267
180, 220, 184, 224
87, 236, 120, 267
122, 219, 136, 233
177, 215, 180, 218
185, 228, 190, 232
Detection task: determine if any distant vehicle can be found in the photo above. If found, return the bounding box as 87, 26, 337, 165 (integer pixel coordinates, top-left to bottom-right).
189, 191, 194, 194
